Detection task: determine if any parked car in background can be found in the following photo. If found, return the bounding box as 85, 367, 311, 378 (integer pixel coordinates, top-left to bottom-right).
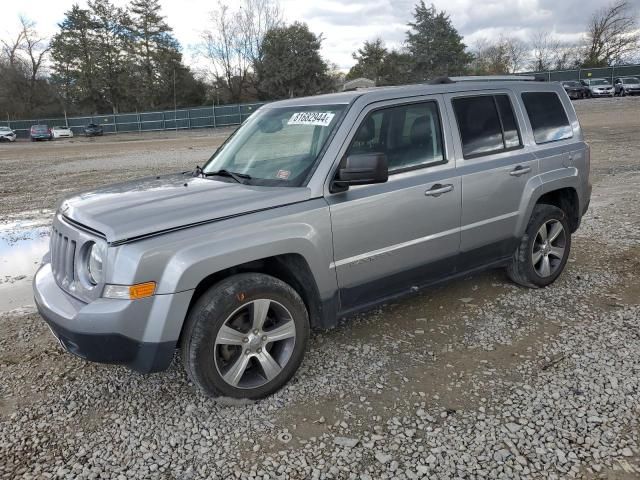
84, 124, 104, 137
614, 77, 640, 96
0, 126, 17, 142
52, 126, 74, 139
561, 81, 588, 100
580, 78, 614, 98
34, 76, 591, 399
30, 125, 52, 141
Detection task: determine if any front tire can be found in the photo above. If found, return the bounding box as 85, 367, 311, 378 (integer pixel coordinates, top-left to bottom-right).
507, 204, 571, 288
181, 273, 310, 399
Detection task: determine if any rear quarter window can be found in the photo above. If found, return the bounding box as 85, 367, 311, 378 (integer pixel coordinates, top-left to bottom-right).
521, 92, 573, 144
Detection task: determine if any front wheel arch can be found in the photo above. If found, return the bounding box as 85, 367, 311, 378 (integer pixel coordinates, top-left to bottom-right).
178, 253, 325, 347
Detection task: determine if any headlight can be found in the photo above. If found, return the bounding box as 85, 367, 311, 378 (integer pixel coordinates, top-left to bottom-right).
87, 242, 106, 285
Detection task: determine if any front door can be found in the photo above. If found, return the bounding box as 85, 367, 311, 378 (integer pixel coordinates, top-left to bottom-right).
326, 96, 461, 313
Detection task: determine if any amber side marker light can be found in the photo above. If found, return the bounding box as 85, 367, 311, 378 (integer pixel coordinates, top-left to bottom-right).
103, 282, 156, 300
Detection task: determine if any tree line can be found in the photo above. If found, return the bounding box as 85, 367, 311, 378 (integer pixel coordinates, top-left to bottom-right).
0, 0, 638, 120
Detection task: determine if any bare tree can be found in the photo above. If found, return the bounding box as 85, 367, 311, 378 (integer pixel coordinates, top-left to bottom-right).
502, 36, 528, 73
0, 16, 51, 116
0, 27, 26, 67
201, 0, 281, 103
583, 0, 640, 66
471, 36, 529, 74
529, 31, 562, 71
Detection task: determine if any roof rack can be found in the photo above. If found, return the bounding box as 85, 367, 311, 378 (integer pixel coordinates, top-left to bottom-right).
429, 75, 541, 84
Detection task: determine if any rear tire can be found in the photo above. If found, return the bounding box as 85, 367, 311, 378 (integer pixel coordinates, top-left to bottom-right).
181, 273, 309, 399
507, 204, 571, 288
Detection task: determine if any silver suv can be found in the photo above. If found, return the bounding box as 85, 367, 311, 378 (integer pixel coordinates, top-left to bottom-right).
34, 77, 591, 399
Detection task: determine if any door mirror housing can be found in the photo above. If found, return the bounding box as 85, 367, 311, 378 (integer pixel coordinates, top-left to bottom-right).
331, 153, 389, 192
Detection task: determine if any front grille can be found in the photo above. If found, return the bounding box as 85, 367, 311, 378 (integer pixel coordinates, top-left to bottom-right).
50, 227, 77, 289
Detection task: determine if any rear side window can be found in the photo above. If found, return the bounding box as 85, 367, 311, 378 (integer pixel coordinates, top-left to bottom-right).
521, 92, 573, 144
452, 94, 522, 158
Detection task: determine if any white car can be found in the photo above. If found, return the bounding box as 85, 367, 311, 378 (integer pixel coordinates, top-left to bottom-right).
51, 126, 74, 139
0, 126, 16, 142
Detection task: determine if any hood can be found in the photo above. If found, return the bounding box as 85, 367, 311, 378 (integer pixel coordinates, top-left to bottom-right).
62, 173, 313, 243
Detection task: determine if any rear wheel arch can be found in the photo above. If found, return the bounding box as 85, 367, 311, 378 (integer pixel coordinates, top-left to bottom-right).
535, 187, 580, 232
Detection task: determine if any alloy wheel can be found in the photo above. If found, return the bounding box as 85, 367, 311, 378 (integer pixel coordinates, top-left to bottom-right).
531, 219, 567, 277
214, 299, 297, 389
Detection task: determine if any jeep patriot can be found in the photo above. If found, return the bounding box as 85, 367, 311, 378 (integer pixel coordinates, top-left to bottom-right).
34, 77, 591, 399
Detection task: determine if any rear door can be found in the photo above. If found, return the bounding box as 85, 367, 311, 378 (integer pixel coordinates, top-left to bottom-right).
326, 96, 461, 312
444, 90, 537, 269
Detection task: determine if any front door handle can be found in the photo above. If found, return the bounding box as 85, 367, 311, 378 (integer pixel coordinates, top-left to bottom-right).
509, 165, 531, 177
425, 183, 454, 197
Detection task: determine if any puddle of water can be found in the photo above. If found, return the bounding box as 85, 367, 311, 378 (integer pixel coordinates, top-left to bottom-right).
0, 225, 50, 280
0, 222, 50, 313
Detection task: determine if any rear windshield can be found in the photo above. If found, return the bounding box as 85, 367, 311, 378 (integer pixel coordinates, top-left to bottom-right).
32, 126, 48, 131
563, 81, 580, 87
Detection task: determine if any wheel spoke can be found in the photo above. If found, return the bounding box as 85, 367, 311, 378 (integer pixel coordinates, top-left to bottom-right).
256, 350, 282, 381
537, 224, 548, 242
548, 246, 565, 259
548, 221, 564, 243
217, 325, 246, 346
539, 256, 551, 277
532, 249, 543, 265
265, 320, 296, 343
251, 299, 271, 330
223, 354, 250, 387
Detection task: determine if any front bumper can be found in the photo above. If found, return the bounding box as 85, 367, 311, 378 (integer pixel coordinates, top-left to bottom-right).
33, 263, 192, 373
591, 91, 613, 97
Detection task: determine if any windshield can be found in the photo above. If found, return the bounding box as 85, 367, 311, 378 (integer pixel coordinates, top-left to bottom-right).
203, 104, 346, 186
590, 79, 610, 86
623, 77, 640, 84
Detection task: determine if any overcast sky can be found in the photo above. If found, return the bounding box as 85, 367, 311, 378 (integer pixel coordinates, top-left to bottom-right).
0, 0, 617, 71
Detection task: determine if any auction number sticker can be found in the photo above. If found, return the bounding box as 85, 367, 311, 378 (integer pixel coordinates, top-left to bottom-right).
288, 112, 335, 127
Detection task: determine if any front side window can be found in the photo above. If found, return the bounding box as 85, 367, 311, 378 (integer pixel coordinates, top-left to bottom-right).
452, 94, 522, 158
346, 101, 444, 172
521, 92, 573, 144
203, 104, 346, 186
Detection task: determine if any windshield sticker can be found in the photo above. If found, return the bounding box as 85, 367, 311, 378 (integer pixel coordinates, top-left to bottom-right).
276, 169, 291, 180
287, 112, 335, 127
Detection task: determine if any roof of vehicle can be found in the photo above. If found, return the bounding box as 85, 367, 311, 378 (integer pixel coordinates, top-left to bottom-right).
265, 77, 562, 108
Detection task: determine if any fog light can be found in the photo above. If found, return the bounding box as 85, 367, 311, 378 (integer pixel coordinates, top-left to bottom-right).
103, 282, 156, 300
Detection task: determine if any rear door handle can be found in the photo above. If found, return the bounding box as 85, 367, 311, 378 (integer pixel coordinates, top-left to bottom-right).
425, 184, 454, 197
509, 166, 531, 177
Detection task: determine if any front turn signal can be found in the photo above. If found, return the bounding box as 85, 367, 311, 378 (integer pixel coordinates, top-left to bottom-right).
103, 282, 156, 300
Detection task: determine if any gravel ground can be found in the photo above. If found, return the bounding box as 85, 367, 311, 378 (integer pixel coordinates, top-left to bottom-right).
1, 97, 639, 479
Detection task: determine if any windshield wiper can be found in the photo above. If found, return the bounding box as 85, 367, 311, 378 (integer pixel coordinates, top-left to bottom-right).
202, 169, 251, 184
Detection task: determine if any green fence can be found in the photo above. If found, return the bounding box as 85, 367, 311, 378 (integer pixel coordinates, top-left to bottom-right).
0, 102, 266, 139
525, 64, 640, 82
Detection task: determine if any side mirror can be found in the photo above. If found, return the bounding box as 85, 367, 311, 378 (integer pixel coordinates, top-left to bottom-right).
331, 152, 388, 192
